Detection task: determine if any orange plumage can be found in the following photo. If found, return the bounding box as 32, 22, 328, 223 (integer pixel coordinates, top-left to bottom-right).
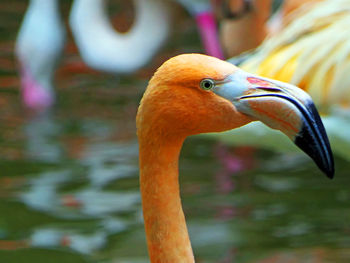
137, 54, 333, 262
137, 55, 251, 262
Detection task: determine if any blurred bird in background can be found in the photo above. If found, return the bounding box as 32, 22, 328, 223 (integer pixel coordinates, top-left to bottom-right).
16, 0, 171, 111
15, 0, 65, 111
207, 0, 350, 161
215, 0, 273, 57
69, 0, 170, 74
214, 0, 324, 57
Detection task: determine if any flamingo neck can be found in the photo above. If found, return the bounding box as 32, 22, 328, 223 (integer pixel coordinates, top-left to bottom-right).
139, 134, 195, 263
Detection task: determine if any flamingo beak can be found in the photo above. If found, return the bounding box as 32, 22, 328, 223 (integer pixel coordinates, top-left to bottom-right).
213, 69, 335, 179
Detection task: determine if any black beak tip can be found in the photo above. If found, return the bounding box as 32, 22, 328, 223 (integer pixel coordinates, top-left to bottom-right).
291, 100, 335, 180
323, 165, 334, 180
294, 123, 335, 180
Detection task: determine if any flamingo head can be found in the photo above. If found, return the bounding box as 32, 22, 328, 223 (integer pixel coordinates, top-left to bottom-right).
137, 54, 334, 178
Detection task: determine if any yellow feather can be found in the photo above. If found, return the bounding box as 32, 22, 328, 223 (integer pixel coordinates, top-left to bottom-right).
240, 0, 350, 109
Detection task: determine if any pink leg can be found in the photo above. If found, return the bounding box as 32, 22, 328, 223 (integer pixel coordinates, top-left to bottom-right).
195, 11, 225, 59
20, 65, 54, 111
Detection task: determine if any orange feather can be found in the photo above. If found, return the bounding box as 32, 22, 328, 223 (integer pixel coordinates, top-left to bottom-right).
137, 54, 251, 262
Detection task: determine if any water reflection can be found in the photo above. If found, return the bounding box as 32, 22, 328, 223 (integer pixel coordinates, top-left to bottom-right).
81, 141, 138, 188
17, 121, 141, 255
24, 113, 63, 162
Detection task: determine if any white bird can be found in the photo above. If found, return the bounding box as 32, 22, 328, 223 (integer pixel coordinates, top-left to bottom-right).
69, 0, 171, 73
15, 0, 65, 110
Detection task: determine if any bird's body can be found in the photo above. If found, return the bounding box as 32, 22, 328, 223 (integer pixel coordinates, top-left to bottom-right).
240, 0, 350, 108
69, 0, 170, 73
15, 0, 65, 110
137, 54, 333, 262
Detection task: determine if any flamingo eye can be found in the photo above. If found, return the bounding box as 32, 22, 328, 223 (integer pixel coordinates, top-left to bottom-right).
200, 78, 215, 90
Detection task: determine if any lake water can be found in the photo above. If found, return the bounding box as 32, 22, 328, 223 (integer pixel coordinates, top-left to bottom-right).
0, 1, 350, 262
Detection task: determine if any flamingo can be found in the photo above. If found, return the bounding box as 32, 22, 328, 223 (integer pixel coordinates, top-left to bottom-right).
136, 53, 334, 262
15, 0, 65, 110
69, 0, 170, 73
